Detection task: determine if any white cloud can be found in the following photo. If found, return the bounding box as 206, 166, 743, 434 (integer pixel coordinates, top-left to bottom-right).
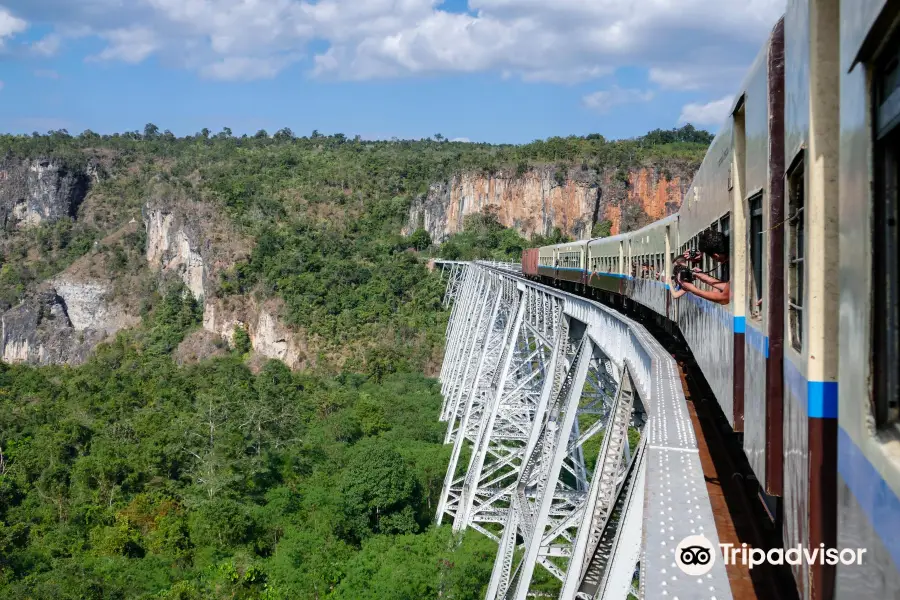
200, 54, 302, 81
583, 86, 654, 114
91, 27, 159, 63
0, 0, 784, 85
649, 65, 748, 91
31, 33, 61, 56
451, 137, 471, 143
0, 6, 27, 46
678, 95, 735, 126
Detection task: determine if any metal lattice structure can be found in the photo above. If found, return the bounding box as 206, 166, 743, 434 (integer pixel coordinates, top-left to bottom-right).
435, 261, 733, 600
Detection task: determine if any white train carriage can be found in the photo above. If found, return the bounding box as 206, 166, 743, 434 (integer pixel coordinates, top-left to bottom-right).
836, 0, 900, 597
729, 18, 788, 501
624, 215, 678, 320
676, 122, 738, 431
586, 232, 629, 295
551, 240, 589, 287
537, 245, 555, 279
518, 4, 900, 598
782, 1, 841, 598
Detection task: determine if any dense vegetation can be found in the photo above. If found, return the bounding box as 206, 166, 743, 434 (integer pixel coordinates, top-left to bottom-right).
0, 124, 711, 598
0, 287, 497, 599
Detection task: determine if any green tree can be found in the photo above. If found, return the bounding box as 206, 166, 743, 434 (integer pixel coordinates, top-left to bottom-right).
233, 326, 252, 354
408, 228, 432, 251
339, 441, 421, 542
591, 219, 613, 238
143, 123, 160, 139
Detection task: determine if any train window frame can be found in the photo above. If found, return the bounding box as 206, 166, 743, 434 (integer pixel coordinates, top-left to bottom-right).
873, 41, 900, 429
719, 213, 731, 283
787, 153, 806, 353
748, 192, 765, 319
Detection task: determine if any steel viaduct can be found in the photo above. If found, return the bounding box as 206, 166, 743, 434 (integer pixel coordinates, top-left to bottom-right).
434, 260, 733, 600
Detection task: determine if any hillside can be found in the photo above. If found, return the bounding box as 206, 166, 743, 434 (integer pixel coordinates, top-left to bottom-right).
0, 126, 709, 599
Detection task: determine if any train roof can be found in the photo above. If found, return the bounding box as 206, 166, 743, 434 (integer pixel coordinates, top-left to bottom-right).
546, 240, 588, 251
586, 232, 629, 247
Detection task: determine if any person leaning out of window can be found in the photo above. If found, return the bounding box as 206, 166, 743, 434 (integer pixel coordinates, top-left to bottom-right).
670, 231, 731, 305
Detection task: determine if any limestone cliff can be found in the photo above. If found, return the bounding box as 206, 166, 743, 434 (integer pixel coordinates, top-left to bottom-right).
0, 290, 109, 365
143, 188, 308, 369
0, 157, 90, 231
404, 165, 691, 242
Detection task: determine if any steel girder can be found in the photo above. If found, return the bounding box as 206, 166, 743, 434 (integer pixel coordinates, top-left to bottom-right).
433, 262, 734, 600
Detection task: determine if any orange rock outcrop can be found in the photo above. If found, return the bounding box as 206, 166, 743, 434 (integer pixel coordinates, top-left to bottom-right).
405, 165, 691, 242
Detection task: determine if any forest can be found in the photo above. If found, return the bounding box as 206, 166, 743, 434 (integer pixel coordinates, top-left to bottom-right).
0, 125, 711, 598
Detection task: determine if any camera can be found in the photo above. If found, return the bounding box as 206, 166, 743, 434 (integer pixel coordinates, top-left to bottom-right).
673, 264, 694, 284
685, 249, 703, 261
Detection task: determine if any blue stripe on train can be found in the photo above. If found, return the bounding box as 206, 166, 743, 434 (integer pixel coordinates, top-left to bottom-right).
807, 382, 838, 419
745, 325, 769, 358
838, 426, 900, 570
783, 357, 838, 419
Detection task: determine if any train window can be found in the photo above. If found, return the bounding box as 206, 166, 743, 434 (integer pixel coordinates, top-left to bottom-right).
720, 214, 731, 282
787, 156, 805, 352
874, 44, 900, 428
749, 193, 765, 317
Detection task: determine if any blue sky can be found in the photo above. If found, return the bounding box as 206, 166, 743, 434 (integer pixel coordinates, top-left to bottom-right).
0, 1, 784, 144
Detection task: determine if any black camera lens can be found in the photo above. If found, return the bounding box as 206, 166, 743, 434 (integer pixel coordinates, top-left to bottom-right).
673, 264, 694, 283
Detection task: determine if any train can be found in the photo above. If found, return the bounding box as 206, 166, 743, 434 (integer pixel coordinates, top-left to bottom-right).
520, 2, 900, 599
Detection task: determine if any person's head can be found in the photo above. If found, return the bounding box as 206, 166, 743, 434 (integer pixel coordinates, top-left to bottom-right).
699, 230, 728, 263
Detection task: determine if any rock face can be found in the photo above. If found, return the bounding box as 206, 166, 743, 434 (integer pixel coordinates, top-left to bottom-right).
0, 158, 90, 231
143, 189, 308, 370
51, 277, 139, 334
203, 297, 308, 370
0, 276, 139, 366
404, 165, 691, 242
145, 198, 208, 300
0, 290, 108, 365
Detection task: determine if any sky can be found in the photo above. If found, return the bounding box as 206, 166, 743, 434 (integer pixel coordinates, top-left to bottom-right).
0, 0, 785, 144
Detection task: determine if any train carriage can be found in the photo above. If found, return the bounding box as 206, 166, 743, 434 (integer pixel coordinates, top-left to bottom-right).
836, 0, 900, 597
586, 233, 629, 295
517, 2, 900, 598
537, 245, 555, 279
552, 240, 589, 286
675, 122, 737, 430
730, 17, 788, 502
624, 215, 677, 320
782, 1, 841, 598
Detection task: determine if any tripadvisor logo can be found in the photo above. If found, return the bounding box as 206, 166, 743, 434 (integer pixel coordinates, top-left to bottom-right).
675, 535, 716, 576
675, 536, 868, 575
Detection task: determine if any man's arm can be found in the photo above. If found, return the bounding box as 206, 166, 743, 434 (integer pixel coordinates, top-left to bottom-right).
668, 277, 687, 298
679, 281, 730, 305
692, 271, 729, 291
